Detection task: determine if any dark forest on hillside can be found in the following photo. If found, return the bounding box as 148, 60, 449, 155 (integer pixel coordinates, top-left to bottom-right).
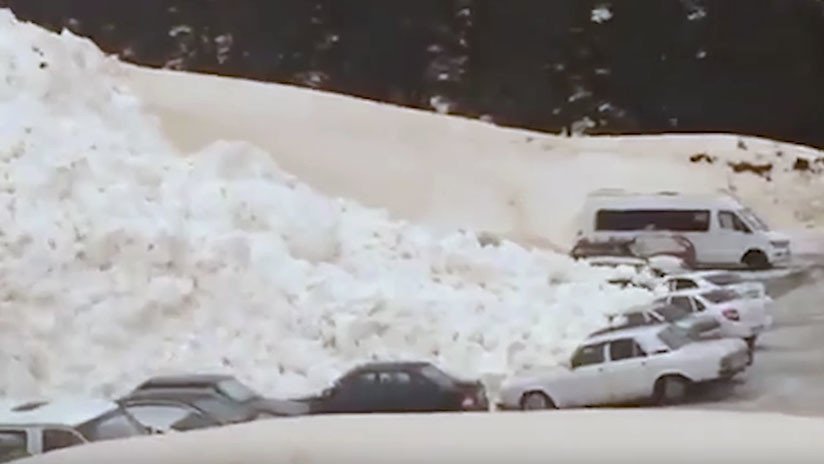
3, 0, 823, 148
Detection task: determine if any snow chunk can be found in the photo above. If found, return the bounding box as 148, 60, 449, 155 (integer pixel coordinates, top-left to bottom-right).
591, 5, 613, 23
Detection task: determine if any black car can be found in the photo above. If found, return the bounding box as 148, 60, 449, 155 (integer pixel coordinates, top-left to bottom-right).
118, 374, 308, 430
296, 362, 488, 414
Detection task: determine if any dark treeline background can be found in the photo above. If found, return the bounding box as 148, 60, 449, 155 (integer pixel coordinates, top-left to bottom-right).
2, 0, 822, 148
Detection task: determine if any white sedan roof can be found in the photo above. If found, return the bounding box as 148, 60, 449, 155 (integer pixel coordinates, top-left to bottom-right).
0, 398, 117, 427
584, 324, 666, 345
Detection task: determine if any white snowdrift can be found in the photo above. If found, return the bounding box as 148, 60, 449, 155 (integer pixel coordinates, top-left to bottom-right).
0, 11, 655, 400
120, 57, 824, 252
23, 409, 824, 464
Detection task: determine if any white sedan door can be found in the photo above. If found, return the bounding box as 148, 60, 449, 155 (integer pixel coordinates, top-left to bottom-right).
564, 342, 611, 407
602, 338, 654, 403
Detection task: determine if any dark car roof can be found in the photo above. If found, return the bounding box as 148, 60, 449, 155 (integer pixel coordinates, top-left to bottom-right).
348, 361, 434, 372
135, 374, 236, 389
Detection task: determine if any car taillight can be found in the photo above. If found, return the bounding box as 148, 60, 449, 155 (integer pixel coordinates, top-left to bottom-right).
722, 308, 740, 321
720, 354, 732, 370
461, 395, 476, 409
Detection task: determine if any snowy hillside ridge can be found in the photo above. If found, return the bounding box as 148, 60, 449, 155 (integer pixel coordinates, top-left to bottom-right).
122, 62, 824, 252
0, 10, 652, 398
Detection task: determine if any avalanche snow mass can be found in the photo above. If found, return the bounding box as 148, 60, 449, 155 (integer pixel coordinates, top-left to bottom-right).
0, 11, 653, 398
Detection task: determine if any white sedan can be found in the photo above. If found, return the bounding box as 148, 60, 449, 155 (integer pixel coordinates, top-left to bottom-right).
498, 324, 749, 410
655, 287, 773, 351
661, 270, 771, 301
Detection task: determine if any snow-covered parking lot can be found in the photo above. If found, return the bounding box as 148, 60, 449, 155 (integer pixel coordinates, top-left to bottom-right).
683, 265, 824, 416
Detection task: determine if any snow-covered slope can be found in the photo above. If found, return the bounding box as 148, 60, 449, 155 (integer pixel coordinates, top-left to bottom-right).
0, 11, 656, 399
121, 62, 824, 252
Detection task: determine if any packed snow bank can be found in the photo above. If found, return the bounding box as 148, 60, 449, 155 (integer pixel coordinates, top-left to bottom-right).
23, 410, 824, 464
0, 11, 654, 399
121, 62, 824, 251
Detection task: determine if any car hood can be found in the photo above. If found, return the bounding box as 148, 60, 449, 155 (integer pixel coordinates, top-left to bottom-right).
765, 230, 791, 242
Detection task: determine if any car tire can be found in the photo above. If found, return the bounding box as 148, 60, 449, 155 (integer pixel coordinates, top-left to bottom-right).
520, 391, 555, 410
744, 336, 757, 364
742, 250, 770, 271
652, 376, 691, 406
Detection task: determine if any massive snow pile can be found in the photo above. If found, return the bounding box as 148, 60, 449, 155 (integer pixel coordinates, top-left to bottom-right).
0, 11, 653, 398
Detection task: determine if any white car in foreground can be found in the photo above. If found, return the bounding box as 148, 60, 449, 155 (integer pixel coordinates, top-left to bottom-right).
497, 324, 749, 410
0, 398, 148, 461
662, 270, 771, 301
656, 287, 773, 351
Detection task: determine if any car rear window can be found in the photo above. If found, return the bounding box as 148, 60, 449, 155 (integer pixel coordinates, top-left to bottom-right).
0, 431, 29, 461
657, 326, 692, 350
655, 305, 690, 321
704, 273, 743, 286
76, 410, 145, 442
216, 379, 259, 403
419, 365, 455, 388
701, 289, 739, 304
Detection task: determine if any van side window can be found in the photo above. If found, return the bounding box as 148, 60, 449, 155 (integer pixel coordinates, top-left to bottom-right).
595, 210, 710, 232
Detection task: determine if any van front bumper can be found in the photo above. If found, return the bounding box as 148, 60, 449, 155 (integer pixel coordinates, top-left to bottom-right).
769, 247, 791, 266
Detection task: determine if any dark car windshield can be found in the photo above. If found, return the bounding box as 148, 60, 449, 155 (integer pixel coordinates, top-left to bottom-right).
655, 304, 690, 321
704, 273, 743, 286
76, 409, 146, 442
701, 289, 739, 304
657, 326, 693, 350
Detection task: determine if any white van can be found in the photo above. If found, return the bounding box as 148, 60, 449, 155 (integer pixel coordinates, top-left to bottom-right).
576, 190, 791, 270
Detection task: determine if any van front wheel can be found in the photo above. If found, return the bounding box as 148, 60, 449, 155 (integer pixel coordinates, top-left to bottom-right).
742, 250, 770, 270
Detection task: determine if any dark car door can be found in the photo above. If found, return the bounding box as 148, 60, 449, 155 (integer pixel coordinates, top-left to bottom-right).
325, 371, 383, 413
413, 369, 460, 411
376, 370, 437, 412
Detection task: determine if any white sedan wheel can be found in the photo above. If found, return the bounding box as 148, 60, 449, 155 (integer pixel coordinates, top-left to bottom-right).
521, 392, 552, 410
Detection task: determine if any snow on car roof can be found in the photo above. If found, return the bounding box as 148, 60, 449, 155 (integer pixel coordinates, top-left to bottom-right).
584, 324, 667, 345
0, 398, 117, 426
682, 270, 737, 279
583, 256, 647, 268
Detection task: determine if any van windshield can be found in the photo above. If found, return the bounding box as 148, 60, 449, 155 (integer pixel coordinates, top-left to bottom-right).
739, 208, 769, 231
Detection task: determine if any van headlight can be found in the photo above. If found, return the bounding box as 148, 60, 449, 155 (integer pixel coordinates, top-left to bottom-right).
769, 240, 789, 248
